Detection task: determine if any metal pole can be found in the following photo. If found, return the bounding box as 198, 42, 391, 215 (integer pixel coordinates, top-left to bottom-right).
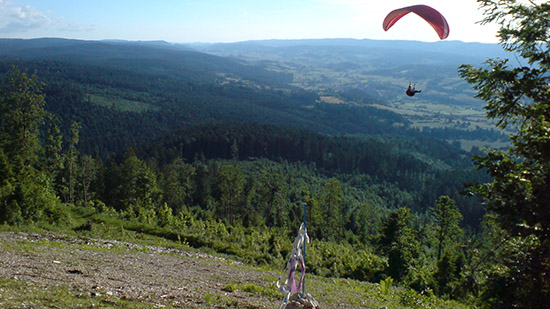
302, 202, 307, 298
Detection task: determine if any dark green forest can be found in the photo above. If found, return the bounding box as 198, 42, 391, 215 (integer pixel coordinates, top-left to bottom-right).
1, 2, 549, 307
0, 39, 506, 158
0, 66, 479, 300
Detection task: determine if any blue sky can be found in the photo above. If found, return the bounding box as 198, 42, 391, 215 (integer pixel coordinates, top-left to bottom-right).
0, 0, 500, 43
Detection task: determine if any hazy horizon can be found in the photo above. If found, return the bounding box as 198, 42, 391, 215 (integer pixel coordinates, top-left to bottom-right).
1, 1, 500, 44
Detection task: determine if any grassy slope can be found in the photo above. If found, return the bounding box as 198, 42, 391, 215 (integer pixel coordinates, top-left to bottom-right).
0, 207, 468, 308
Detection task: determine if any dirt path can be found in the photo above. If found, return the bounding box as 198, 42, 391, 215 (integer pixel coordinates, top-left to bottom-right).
0, 231, 282, 308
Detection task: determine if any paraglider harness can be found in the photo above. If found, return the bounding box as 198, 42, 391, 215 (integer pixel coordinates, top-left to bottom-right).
406, 83, 422, 97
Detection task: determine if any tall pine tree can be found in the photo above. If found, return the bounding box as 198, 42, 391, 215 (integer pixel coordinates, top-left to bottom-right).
459, 1, 550, 306
0, 67, 58, 223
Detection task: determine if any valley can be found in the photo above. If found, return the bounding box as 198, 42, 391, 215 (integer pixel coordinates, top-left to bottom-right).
0, 37, 516, 307
191, 38, 511, 150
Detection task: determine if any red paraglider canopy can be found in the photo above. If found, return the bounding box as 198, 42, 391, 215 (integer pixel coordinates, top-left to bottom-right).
383, 4, 449, 40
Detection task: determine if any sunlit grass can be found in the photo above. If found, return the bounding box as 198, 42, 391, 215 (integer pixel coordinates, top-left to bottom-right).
87, 94, 160, 113
0, 206, 470, 308
0, 278, 147, 308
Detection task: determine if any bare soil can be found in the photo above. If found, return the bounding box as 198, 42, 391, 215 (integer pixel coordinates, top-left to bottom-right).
0, 231, 283, 308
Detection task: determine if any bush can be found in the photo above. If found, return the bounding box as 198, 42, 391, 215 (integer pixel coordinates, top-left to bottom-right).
307, 240, 386, 282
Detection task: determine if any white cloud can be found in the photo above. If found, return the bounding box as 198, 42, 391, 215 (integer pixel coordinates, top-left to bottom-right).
0, 2, 93, 36
0, 3, 51, 33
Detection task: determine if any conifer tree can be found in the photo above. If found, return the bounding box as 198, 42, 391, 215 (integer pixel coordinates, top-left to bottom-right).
116, 152, 162, 218
80, 154, 99, 205
161, 158, 195, 213
429, 196, 464, 296
61, 121, 81, 204
320, 178, 345, 241
0, 67, 46, 169
377, 207, 419, 282
42, 113, 63, 189
459, 1, 550, 306
431, 196, 463, 261
0, 67, 58, 223
214, 165, 245, 224
255, 170, 288, 228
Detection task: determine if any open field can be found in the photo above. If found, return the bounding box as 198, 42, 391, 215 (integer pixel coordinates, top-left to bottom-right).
87, 94, 160, 113
194, 39, 511, 150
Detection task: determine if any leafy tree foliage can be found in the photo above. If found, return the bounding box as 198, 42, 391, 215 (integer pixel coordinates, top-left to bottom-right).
0, 67, 46, 167
79, 154, 100, 205
101, 152, 162, 220
59, 121, 81, 204
433, 252, 457, 296
307, 240, 387, 281
459, 0, 550, 306
255, 171, 289, 229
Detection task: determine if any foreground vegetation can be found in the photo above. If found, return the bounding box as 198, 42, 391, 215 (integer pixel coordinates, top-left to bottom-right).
0, 219, 468, 308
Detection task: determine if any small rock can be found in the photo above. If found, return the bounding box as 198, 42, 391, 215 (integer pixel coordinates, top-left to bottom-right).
67, 269, 83, 274
283, 292, 320, 309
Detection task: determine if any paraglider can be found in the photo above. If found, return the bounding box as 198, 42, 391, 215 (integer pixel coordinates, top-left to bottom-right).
383, 4, 450, 40
406, 83, 422, 97
383, 5, 449, 96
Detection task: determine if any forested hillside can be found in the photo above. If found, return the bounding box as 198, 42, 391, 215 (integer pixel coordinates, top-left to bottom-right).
0, 39, 487, 225
0, 38, 506, 158
191, 38, 513, 150
2, 3, 549, 304
137, 122, 484, 225
0, 38, 488, 303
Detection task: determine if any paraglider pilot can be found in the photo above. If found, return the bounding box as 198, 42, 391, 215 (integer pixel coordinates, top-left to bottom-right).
406, 83, 421, 97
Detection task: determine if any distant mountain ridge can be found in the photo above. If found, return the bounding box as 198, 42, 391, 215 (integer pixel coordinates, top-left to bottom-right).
0, 37, 505, 67
186, 38, 509, 66
0, 38, 292, 87
183, 38, 512, 108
